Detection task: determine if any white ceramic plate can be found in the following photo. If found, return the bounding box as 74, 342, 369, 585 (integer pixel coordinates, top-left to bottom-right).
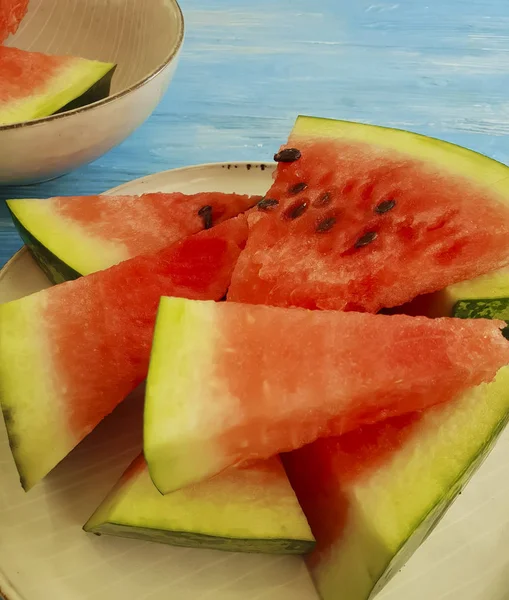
1, 162, 509, 600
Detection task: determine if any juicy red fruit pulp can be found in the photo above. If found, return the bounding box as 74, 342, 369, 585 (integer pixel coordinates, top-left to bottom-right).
229, 138, 509, 312
283, 411, 424, 568
45, 216, 247, 439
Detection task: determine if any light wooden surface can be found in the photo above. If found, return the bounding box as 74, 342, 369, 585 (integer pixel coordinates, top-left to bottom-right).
2, 0, 509, 265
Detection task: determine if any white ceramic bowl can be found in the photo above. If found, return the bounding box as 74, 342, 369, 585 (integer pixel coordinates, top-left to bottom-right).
0, 0, 184, 185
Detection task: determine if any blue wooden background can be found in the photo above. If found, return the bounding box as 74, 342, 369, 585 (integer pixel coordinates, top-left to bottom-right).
2, 0, 509, 267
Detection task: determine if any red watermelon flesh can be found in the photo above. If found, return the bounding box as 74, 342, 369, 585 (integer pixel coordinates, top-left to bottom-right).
7, 192, 261, 277
0, 0, 28, 42
0, 216, 248, 491
143, 297, 509, 494
0, 46, 116, 126
283, 364, 509, 600
228, 116, 509, 312
0, 47, 66, 105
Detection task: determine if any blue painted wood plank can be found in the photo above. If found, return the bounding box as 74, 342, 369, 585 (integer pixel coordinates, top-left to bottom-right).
2, 0, 509, 267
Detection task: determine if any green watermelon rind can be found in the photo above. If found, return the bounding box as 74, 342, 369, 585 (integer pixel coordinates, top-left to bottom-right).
84, 453, 316, 556
368, 407, 509, 598
52, 66, 116, 116
8, 208, 80, 283
84, 522, 315, 555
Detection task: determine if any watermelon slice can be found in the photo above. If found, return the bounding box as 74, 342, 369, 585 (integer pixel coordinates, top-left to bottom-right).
0, 0, 28, 42
84, 455, 315, 555
228, 115, 509, 312
283, 365, 509, 600
7, 192, 260, 282
0, 46, 116, 126
0, 216, 247, 491
143, 297, 509, 494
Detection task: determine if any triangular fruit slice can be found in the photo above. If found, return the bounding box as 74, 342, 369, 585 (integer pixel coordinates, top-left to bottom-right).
0, 46, 116, 127
283, 365, 509, 600
0, 216, 247, 491
84, 454, 315, 555
0, 0, 28, 42
143, 297, 509, 494
228, 115, 509, 312
8, 192, 260, 282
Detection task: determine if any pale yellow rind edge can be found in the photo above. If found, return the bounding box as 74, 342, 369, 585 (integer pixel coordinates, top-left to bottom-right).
7, 199, 129, 275
293, 115, 509, 198
313, 366, 509, 600
144, 297, 235, 494
85, 455, 314, 543
0, 58, 115, 125
0, 294, 73, 490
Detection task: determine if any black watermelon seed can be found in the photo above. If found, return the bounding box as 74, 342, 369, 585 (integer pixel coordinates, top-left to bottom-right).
198, 205, 213, 229
375, 199, 396, 214
285, 202, 308, 220
289, 182, 308, 195
257, 198, 279, 211
274, 148, 301, 163
313, 192, 332, 207
316, 217, 337, 233
355, 231, 378, 248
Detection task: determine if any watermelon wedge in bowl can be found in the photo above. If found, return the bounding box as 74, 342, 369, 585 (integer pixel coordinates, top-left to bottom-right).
143, 297, 509, 494
0, 46, 117, 127
0, 0, 184, 185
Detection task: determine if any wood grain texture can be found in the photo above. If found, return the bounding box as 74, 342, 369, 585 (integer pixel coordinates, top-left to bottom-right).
2, 0, 509, 266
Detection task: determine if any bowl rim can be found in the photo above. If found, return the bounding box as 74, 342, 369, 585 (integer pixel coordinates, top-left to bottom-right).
0, 0, 185, 133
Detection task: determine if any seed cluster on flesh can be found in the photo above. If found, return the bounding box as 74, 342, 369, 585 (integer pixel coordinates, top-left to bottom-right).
269, 147, 399, 249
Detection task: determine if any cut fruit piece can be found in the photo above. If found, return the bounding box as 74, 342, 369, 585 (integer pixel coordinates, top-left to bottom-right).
0, 46, 116, 126
228, 115, 509, 312
84, 454, 315, 555
0, 0, 28, 42
283, 365, 509, 600
8, 192, 261, 282
0, 216, 247, 491
143, 297, 509, 494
